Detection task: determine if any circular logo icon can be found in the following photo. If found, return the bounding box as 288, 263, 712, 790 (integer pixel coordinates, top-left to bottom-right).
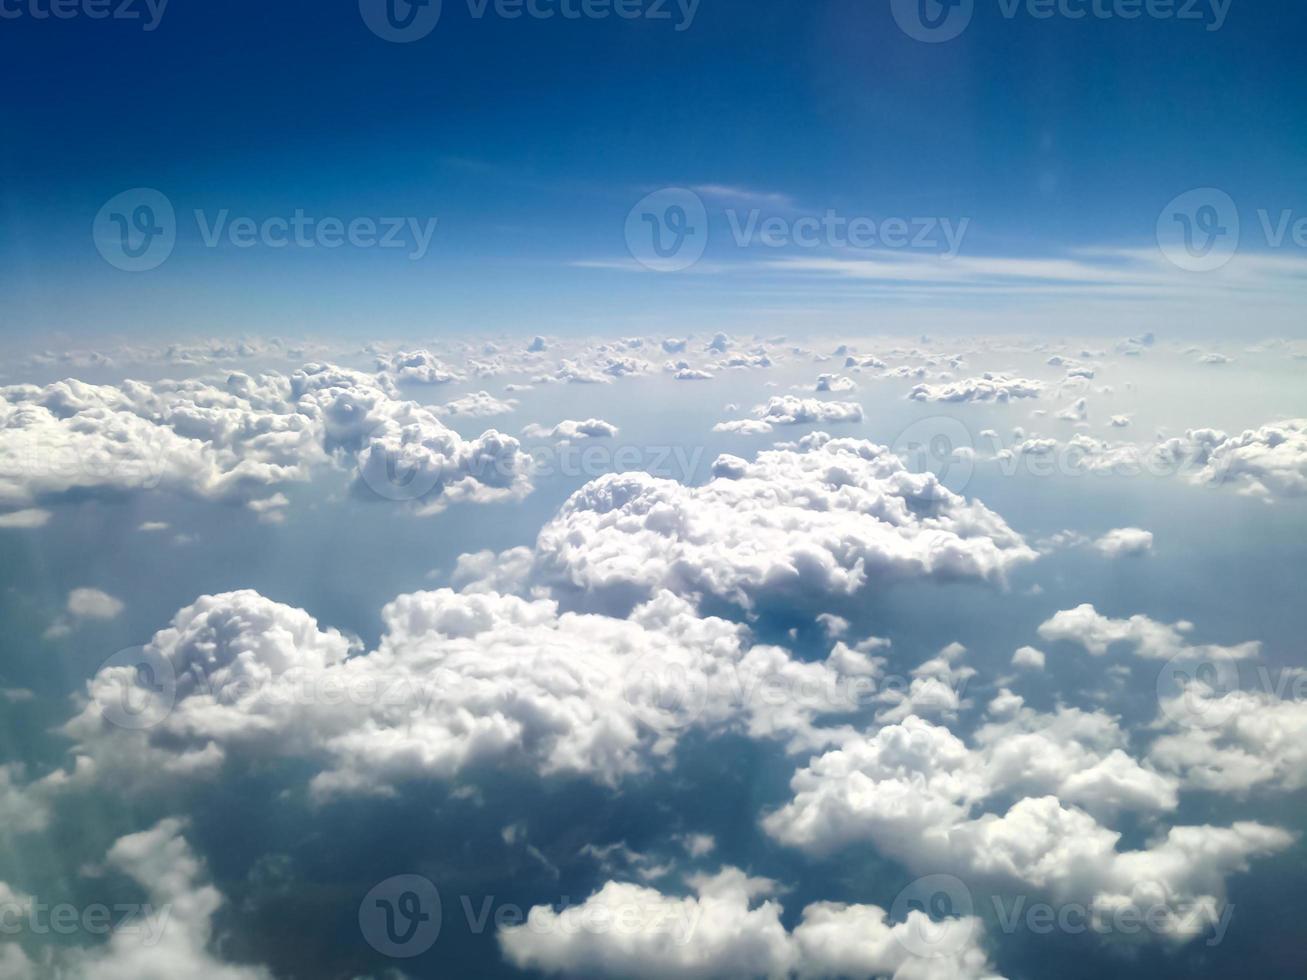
890, 874, 976, 959
359, 874, 442, 958
891, 0, 975, 43
1157, 188, 1240, 272
624, 188, 709, 272
1156, 655, 1241, 729
95, 646, 177, 731
357, 422, 443, 502
359, 0, 442, 42
622, 653, 709, 734
93, 188, 176, 272
891, 416, 975, 497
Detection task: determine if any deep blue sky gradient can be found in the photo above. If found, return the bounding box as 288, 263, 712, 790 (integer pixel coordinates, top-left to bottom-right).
2, 0, 1305, 337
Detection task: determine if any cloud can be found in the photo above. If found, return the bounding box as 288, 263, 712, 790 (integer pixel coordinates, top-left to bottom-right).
434, 391, 519, 418
533, 433, 1035, 612
57, 586, 883, 799
1011, 646, 1046, 671
67, 588, 125, 620
1036, 604, 1259, 660
0, 819, 272, 979
0, 508, 50, 529
712, 419, 775, 436
814, 374, 856, 393
756, 397, 863, 426
0, 363, 532, 518
909, 375, 1043, 403
499, 866, 1002, 980
1056, 397, 1088, 422
1149, 679, 1307, 795
763, 714, 1288, 947
376, 349, 463, 384
522, 419, 620, 441
1167, 419, 1307, 498
1093, 528, 1154, 558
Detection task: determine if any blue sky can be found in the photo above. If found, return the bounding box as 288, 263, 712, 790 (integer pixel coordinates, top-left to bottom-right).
3, 0, 1306, 338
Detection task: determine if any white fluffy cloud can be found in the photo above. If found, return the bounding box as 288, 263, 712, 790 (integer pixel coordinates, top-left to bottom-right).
499, 867, 1003, 980
523, 419, 620, 441
1011, 646, 1045, 670
757, 397, 863, 426
434, 390, 519, 418
1036, 604, 1259, 660
376, 348, 463, 384
1093, 528, 1154, 558
532, 434, 1036, 612
1149, 679, 1307, 795
908, 375, 1043, 403
1164, 419, 1307, 498
763, 713, 1288, 947
66, 588, 125, 620
58, 586, 883, 799
0, 363, 532, 518
0, 819, 272, 979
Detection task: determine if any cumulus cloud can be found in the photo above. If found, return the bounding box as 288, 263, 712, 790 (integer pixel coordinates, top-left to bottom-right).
523, 419, 620, 441
1011, 646, 1046, 671
532, 434, 1035, 612
1166, 419, 1307, 498
908, 375, 1043, 403
711, 419, 776, 436
434, 390, 519, 418
1149, 677, 1307, 796
0, 819, 272, 979
57, 586, 884, 800
814, 374, 856, 393
499, 866, 1002, 980
1036, 605, 1259, 660
67, 588, 125, 620
756, 397, 863, 426
1093, 528, 1154, 558
0, 363, 532, 518
764, 714, 1288, 947
376, 349, 463, 384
